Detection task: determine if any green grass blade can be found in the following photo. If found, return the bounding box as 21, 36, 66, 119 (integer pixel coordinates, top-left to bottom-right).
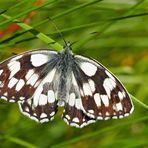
0, 13, 62, 50
7, 0, 33, 10
74, 0, 146, 49
52, 0, 103, 20
2, 10, 148, 46
4, 136, 39, 148
26, 0, 103, 32
0, 0, 103, 49
131, 94, 148, 110
0, 0, 57, 27
51, 116, 148, 148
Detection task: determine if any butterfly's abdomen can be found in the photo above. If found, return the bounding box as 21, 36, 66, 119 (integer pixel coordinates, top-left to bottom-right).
56, 48, 74, 106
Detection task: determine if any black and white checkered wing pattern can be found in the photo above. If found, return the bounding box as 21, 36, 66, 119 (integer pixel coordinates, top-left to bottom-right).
63, 55, 134, 128
0, 45, 134, 128
62, 72, 95, 128
0, 49, 58, 122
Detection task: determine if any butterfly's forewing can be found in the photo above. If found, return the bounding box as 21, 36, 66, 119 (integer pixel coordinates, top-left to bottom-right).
71, 55, 134, 121
0, 49, 59, 122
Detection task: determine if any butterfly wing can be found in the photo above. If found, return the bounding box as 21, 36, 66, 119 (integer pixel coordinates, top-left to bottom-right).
0, 47, 134, 127
76, 55, 134, 119
62, 72, 96, 128
0, 49, 59, 122
63, 104, 95, 128
63, 54, 134, 127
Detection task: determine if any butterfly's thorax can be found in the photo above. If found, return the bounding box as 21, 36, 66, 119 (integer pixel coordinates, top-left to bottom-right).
56, 45, 74, 106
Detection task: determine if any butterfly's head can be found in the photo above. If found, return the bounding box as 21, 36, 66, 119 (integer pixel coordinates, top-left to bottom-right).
66, 41, 71, 48
64, 41, 72, 51
60, 41, 73, 56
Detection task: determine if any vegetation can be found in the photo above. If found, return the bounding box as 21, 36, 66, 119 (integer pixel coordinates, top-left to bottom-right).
0, 0, 147, 147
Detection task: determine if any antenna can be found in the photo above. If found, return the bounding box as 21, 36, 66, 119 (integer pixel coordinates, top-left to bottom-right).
47, 17, 67, 46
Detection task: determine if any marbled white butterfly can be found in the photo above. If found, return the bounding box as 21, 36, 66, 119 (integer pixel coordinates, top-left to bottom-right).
0, 42, 134, 128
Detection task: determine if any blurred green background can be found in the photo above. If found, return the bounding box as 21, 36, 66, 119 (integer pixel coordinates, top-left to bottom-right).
0, 0, 148, 148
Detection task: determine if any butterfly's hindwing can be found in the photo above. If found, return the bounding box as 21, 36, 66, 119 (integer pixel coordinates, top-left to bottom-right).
62, 72, 95, 128
19, 98, 58, 123
63, 104, 95, 128
18, 67, 59, 122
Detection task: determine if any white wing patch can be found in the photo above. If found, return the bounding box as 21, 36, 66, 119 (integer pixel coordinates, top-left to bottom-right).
0, 70, 3, 75
48, 90, 55, 103
8, 77, 18, 89
30, 54, 49, 67
25, 69, 35, 80
8, 61, 21, 79
101, 95, 109, 107
69, 93, 75, 106
16, 79, 25, 91
39, 94, 48, 105
80, 62, 97, 76
83, 83, 92, 96
27, 73, 39, 86
94, 93, 101, 107
88, 79, 95, 92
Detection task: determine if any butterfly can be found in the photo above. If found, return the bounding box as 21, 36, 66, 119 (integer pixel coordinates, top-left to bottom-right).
0, 42, 134, 128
